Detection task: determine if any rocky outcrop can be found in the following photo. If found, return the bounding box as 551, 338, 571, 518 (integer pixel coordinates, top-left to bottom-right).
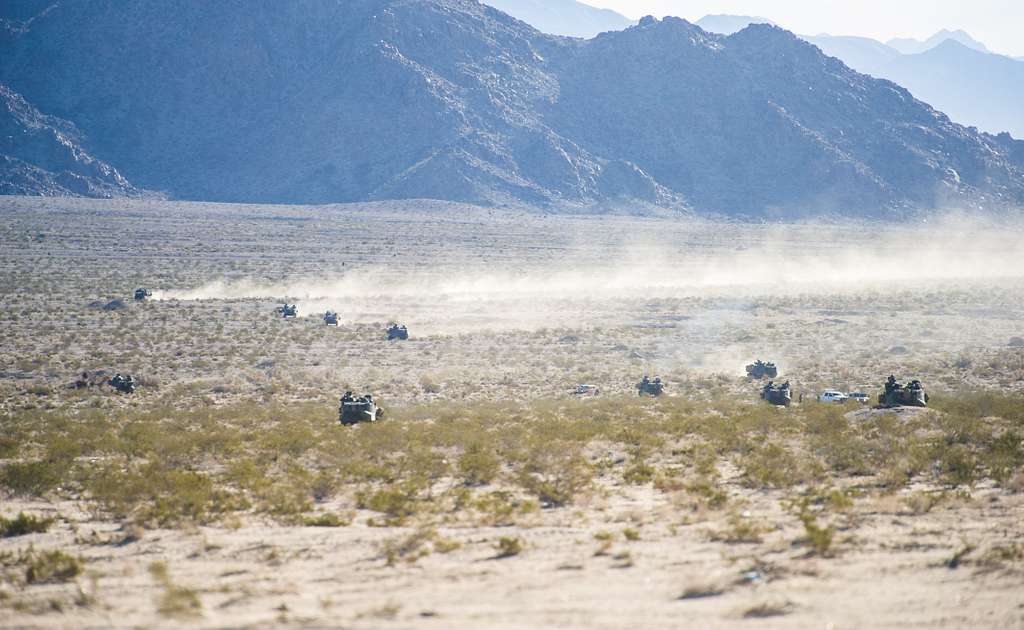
1, 84, 139, 197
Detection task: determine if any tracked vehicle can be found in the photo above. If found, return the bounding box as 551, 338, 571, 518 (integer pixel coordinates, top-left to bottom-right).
761, 381, 791, 407
746, 360, 778, 379
878, 375, 928, 408
108, 373, 136, 394
637, 376, 665, 397
387, 324, 408, 340
134, 288, 152, 301
278, 304, 298, 319
339, 392, 384, 425
324, 311, 339, 326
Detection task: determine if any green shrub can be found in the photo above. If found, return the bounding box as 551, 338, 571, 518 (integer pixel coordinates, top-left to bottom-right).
149, 561, 202, 618
0, 512, 54, 538
0, 460, 65, 496
515, 441, 592, 507
303, 512, 350, 527
357, 481, 426, 526
458, 443, 500, 486
23, 549, 83, 584
87, 462, 242, 526
495, 536, 523, 558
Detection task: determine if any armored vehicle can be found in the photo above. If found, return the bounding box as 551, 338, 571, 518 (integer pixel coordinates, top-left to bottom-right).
761, 381, 792, 407
278, 304, 298, 319
746, 360, 778, 379
339, 392, 384, 425
637, 376, 665, 397
134, 288, 152, 301
108, 373, 136, 394
573, 384, 600, 397
878, 375, 928, 408
387, 324, 409, 340
324, 311, 339, 326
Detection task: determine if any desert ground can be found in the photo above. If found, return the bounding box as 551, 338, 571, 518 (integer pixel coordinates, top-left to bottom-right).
1, 196, 1023, 629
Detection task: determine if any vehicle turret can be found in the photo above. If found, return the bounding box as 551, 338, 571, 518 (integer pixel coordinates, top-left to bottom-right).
339, 391, 384, 425
746, 359, 778, 379
637, 376, 665, 397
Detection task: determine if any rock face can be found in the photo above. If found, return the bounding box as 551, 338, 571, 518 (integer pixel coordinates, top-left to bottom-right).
1, 84, 138, 197
2, 0, 1024, 216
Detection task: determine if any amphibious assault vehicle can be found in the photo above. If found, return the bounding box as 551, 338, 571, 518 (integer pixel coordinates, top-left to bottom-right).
761, 381, 791, 407
746, 360, 778, 379
878, 375, 928, 408
387, 324, 409, 340
339, 392, 383, 425
638, 376, 665, 397
108, 373, 136, 394
134, 288, 152, 301
324, 311, 339, 326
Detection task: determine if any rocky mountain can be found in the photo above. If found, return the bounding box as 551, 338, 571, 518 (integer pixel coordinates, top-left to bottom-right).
480, 0, 633, 38
696, 18, 1024, 140
1, 84, 138, 197
695, 15, 774, 36
887, 29, 989, 55
2, 0, 1024, 216
806, 35, 1024, 138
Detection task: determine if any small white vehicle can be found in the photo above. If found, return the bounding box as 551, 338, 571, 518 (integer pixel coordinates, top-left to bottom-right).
847, 392, 870, 404
573, 384, 600, 397
819, 390, 849, 403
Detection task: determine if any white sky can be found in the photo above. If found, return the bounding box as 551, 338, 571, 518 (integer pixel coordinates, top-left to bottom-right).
585, 0, 1024, 57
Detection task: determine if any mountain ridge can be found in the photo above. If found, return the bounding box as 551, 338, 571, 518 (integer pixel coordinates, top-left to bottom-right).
2, 0, 1023, 216
480, 0, 633, 38
887, 29, 990, 55
1, 83, 140, 198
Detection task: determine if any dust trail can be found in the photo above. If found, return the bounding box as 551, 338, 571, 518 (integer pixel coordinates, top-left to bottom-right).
154, 217, 1024, 334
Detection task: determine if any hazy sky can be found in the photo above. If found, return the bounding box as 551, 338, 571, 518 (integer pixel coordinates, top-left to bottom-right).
586, 0, 1024, 57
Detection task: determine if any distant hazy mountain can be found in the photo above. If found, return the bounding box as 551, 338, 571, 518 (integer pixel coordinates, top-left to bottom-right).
1, 84, 138, 197
695, 14, 774, 36
807, 35, 1024, 138
677, 16, 1024, 138
887, 29, 989, 55
2, 1, 1024, 216
481, 0, 632, 38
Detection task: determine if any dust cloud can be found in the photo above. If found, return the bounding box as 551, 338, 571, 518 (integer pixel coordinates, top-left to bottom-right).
154, 216, 1024, 334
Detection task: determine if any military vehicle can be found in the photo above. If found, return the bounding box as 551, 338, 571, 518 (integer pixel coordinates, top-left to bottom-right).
387, 324, 409, 340
878, 375, 928, 408
324, 311, 339, 326
572, 384, 600, 397
278, 304, 298, 319
73, 369, 109, 389
108, 373, 136, 394
746, 360, 778, 379
339, 392, 384, 425
134, 288, 152, 301
761, 381, 792, 406
637, 376, 665, 397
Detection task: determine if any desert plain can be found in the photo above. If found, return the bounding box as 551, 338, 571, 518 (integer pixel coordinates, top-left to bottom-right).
1, 196, 1023, 628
